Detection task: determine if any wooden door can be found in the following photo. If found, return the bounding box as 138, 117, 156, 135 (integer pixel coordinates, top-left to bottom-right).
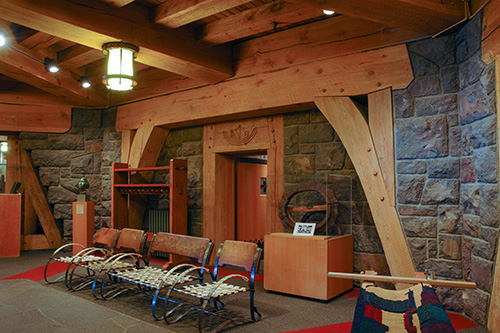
236, 158, 267, 246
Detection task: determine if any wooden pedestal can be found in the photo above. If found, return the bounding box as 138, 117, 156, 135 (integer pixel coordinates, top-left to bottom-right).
72, 201, 95, 255
0, 194, 22, 257
264, 232, 353, 300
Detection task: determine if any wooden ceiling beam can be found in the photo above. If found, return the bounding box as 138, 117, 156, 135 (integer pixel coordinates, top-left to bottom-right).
18, 31, 62, 51
0, 44, 107, 106
57, 45, 103, 69
198, 1, 323, 44
116, 44, 413, 130
288, 0, 465, 35
0, 0, 233, 84
100, 0, 134, 8
154, 0, 252, 29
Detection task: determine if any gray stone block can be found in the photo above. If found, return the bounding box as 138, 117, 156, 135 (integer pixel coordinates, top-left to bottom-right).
395, 116, 448, 159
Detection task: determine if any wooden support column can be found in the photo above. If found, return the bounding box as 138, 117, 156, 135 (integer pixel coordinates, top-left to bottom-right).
315, 96, 415, 283
487, 55, 500, 332
368, 88, 395, 207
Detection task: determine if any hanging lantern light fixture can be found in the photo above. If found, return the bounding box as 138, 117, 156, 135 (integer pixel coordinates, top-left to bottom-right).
102, 42, 139, 91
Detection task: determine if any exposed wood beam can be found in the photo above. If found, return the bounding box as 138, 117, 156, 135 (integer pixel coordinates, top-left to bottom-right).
197, 1, 322, 44
21, 148, 62, 248
18, 31, 61, 51
288, 0, 465, 35
0, 104, 71, 133
154, 0, 252, 29
234, 15, 425, 77
116, 45, 413, 130
0, 45, 107, 106
0, 91, 87, 107
57, 45, 103, 69
127, 125, 169, 229
315, 96, 416, 284
482, 0, 500, 64
487, 53, 500, 333
0, 0, 233, 84
101, 0, 134, 7
368, 88, 395, 207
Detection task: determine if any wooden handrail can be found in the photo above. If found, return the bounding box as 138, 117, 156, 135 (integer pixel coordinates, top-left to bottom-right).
327, 272, 477, 289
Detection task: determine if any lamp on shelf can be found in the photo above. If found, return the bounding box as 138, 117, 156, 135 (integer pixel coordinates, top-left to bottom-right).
102, 42, 138, 91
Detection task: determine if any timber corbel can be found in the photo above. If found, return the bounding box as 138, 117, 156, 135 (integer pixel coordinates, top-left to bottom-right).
20, 148, 62, 248
315, 96, 416, 284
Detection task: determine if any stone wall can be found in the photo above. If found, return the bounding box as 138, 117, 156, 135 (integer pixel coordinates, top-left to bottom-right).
20, 108, 121, 242
283, 110, 389, 275
393, 13, 497, 325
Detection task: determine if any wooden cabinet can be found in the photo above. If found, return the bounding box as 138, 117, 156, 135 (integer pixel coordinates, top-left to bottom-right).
0, 194, 22, 257
111, 159, 187, 235
264, 232, 353, 300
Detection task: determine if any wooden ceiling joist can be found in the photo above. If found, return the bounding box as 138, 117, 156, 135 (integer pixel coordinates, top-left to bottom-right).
154, 0, 253, 29
0, 0, 234, 84
198, 1, 322, 44
289, 0, 465, 35
0, 45, 107, 106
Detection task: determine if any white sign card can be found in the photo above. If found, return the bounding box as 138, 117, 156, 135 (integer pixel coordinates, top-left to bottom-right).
293, 222, 316, 236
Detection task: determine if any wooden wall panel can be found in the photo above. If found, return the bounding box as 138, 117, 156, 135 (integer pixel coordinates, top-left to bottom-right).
315, 96, 415, 284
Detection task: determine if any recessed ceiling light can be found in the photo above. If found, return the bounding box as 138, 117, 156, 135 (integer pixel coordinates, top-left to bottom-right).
323, 9, 335, 15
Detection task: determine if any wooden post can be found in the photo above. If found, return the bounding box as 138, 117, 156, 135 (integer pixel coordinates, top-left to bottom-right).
315, 96, 416, 284
72, 201, 95, 255
487, 55, 500, 332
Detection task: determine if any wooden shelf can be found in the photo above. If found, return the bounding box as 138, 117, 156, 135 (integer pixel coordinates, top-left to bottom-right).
114, 184, 171, 195
111, 159, 187, 234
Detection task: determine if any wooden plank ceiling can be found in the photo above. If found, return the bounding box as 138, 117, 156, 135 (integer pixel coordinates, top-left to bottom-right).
0, 0, 472, 108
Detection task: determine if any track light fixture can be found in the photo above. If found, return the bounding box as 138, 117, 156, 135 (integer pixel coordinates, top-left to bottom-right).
0, 32, 6, 47
102, 42, 138, 91
80, 76, 91, 88
45, 58, 59, 73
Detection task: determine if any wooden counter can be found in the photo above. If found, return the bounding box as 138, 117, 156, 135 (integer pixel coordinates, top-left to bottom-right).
0, 194, 22, 257
264, 232, 353, 300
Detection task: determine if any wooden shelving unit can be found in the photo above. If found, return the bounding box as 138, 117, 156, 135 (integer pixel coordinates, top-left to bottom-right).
111, 159, 187, 235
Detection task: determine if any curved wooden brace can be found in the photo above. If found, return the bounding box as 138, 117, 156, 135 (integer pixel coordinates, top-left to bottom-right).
315, 96, 416, 285
121, 124, 170, 229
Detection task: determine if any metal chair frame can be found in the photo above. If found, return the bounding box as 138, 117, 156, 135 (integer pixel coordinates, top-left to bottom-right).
92, 232, 214, 321
66, 228, 147, 291
163, 240, 262, 332
43, 227, 120, 288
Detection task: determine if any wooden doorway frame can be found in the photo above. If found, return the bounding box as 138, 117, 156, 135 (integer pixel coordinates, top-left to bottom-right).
203, 116, 284, 254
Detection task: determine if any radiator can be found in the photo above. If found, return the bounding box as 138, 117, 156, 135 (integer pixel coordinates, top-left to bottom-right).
148, 209, 169, 259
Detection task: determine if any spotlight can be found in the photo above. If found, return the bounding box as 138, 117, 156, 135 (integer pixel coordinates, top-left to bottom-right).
323, 9, 335, 15
80, 76, 91, 88
45, 58, 59, 73
0, 32, 6, 47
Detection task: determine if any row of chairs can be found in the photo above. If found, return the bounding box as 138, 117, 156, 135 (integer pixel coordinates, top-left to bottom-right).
43, 227, 263, 332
